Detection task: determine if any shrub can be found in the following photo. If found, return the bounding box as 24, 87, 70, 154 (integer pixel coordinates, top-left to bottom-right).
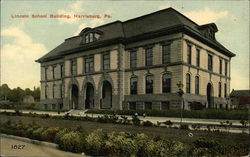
32, 127, 47, 140
104, 132, 138, 157
59, 131, 84, 153
54, 128, 71, 144
132, 115, 141, 126
143, 120, 154, 127
41, 127, 60, 142
192, 138, 222, 156
180, 124, 189, 130
84, 129, 107, 156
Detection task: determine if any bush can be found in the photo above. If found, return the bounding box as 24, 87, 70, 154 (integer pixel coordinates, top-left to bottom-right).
132, 115, 141, 126
59, 131, 84, 153
180, 124, 189, 130
32, 127, 47, 140
41, 127, 60, 142
104, 132, 138, 157
143, 120, 154, 127
84, 129, 107, 156
54, 128, 71, 144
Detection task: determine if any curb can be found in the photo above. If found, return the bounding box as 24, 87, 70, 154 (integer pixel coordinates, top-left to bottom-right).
0, 133, 58, 149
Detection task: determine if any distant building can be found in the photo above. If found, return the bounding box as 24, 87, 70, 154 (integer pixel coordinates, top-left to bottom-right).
230, 90, 250, 109
36, 8, 235, 111
23, 95, 35, 104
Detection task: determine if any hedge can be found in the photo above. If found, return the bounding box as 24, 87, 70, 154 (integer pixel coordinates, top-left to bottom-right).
0, 120, 249, 157
86, 109, 248, 120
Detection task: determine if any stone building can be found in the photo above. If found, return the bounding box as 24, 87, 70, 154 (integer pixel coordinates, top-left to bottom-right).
36, 8, 235, 111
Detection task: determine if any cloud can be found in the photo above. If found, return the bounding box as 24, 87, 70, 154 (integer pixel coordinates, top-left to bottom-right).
57, 1, 85, 24
184, 7, 228, 25
1, 27, 47, 89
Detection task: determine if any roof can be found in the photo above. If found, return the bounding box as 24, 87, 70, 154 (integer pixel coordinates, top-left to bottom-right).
36, 7, 236, 63
239, 96, 250, 105
230, 90, 250, 97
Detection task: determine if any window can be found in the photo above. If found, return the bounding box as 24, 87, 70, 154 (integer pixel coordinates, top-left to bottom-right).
45, 85, 48, 99
146, 75, 153, 94
186, 74, 191, 93
85, 33, 95, 43
102, 53, 110, 70
218, 82, 222, 97
195, 76, 199, 94
52, 104, 56, 110
60, 84, 63, 98
208, 54, 213, 71
53, 84, 56, 98
60, 64, 64, 78
130, 77, 138, 95
224, 83, 227, 98
162, 44, 171, 64
187, 44, 192, 64
85, 56, 94, 73
196, 48, 200, 67
71, 60, 77, 75
130, 51, 137, 68
129, 102, 136, 110
52, 66, 56, 79
144, 102, 152, 110
225, 61, 228, 76
145, 48, 153, 66
45, 67, 48, 80
219, 59, 222, 74
44, 104, 48, 110
162, 72, 171, 93
161, 101, 170, 110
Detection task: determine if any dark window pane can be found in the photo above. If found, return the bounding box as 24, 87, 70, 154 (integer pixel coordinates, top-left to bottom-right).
103, 53, 110, 70
130, 51, 137, 68
219, 59, 222, 74
187, 45, 192, 64
162, 72, 171, 93
224, 83, 227, 98
146, 75, 153, 94
162, 45, 170, 64
71, 60, 77, 75
195, 76, 199, 94
208, 54, 213, 71
129, 102, 136, 110
85, 56, 94, 73
225, 62, 228, 76
145, 48, 153, 66
196, 49, 200, 67
162, 101, 170, 110
144, 102, 152, 110
219, 82, 221, 97
186, 74, 191, 93
130, 77, 137, 95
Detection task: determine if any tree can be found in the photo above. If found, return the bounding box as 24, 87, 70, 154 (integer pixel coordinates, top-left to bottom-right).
0, 84, 11, 100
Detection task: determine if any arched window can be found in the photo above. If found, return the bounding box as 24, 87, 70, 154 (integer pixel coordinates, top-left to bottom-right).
45, 85, 48, 99
162, 72, 171, 93
195, 76, 199, 94
186, 74, 191, 93
146, 75, 153, 94
218, 82, 222, 97
130, 77, 138, 95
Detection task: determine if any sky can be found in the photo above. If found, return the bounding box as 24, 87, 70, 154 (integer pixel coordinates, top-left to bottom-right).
0, 0, 249, 90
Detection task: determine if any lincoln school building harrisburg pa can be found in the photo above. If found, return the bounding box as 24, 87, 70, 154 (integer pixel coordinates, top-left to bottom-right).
36, 8, 235, 111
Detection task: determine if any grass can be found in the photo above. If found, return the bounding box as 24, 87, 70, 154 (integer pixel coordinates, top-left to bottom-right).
0, 114, 249, 146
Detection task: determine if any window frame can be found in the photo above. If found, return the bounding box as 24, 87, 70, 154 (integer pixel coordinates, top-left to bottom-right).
219, 59, 222, 74
162, 44, 171, 64
146, 75, 154, 94
85, 56, 94, 73
130, 50, 137, 68
145, 47, 153, 66
187, 44, 192, 64
45, 85, 48, 99
71, 59, 77, 76
130, 77, 138, 95
195, 76, 199, 95
208, 54, 213, 71
218, 82, 222, 97
225, 61, 228, 76
162, 72, 171, 93
224, 83, 227, 98
196, 48, 200, 67
102, 52, 110, 70
144, 102, 152, 110
186, 73, 191, 94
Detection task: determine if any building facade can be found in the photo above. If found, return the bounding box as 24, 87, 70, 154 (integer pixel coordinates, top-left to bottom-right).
36, 8, 235, 111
